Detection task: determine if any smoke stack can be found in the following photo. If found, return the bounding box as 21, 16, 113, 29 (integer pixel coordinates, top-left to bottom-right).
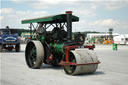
66, 11, 72, 41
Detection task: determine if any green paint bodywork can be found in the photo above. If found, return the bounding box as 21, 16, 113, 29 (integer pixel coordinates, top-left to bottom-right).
38, 35, 45, 41
50, 43, 64, 53
31, 34, 45, 41
32, 36, 36, 40
22, 14, 79, 24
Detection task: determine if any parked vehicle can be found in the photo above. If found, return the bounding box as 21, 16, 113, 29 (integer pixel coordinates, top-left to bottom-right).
0, 28, 20, 52
113, 34, 128, 45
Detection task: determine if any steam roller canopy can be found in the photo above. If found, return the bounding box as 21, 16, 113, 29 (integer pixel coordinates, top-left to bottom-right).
64, 48, 98, 75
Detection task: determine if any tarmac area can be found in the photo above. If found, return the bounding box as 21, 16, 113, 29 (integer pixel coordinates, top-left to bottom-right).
0, 44, 128, 85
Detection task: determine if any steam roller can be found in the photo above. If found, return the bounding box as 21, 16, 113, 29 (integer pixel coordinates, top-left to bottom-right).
22, 11, 100, 75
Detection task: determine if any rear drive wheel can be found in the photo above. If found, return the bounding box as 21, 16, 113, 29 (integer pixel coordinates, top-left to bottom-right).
25, 41, 44, 69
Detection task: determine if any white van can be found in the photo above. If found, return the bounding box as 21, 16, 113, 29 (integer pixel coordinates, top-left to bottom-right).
114, 34, 128, 45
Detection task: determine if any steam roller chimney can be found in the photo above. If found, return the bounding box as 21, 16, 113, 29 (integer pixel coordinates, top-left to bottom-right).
66, 11, 72, 42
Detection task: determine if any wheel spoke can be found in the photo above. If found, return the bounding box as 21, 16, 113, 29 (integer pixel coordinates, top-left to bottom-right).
28, 46, 37, 67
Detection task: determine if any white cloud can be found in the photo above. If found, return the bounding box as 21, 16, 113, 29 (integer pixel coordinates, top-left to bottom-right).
10, 0, 33, 3
72, 18, 128, 34
10, 0, 24, 3
15, 10, 47, 19
40, 0, 63, 4
91, 1, 128, 10
85, 19, 128, 33
63, 6, 96, 17
30, 1, 68, 9
35, 1, 97, 17
0, 16, 3, 26
91, 19, 119, 26
0, 8, 14, 14
103, 1, 128, 10
0, 16, 4, 20
10, 0, 80, 4
0, 8, 48, 28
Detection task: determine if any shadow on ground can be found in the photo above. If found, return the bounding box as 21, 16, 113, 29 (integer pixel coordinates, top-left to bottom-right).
39, 64, 105, 76
40, 64, 63, 70
0, 50, 24, 53
75, 71, 105, 77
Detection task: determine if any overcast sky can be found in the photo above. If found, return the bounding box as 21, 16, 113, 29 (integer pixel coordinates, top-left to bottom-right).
0, 0, 128, 34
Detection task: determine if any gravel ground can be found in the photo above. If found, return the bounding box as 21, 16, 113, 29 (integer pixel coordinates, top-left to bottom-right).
0, 44, 128, 85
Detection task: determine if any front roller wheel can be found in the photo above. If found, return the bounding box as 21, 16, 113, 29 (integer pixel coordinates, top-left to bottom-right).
25, 40, 44, 69
63, 49, 99, 75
